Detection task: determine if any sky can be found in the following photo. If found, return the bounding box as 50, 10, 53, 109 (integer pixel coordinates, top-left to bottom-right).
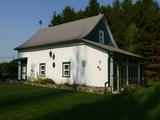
0, 0, 159, 62
0, 0, 114, 63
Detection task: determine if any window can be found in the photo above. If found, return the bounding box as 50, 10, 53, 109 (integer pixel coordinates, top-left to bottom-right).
99, 30, 104, 43
128, 63, 138, 85
39, 63, 46, 77
62, 62, 71, 77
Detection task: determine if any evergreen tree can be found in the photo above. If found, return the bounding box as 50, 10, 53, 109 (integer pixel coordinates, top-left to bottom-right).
62, 6, 75, 23
125, 23, 139, 53
85, 0, 100, 16
100, 5, 111, 20
121, 0, 134, 25
140, 3, 160, 78
109, 0, 125, 48
49, 12, 63, 26
75, 10, 86, 20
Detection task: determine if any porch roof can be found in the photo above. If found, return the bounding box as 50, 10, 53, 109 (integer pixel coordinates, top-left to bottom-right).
82, 39, 143, 59
14, 57, 27, 62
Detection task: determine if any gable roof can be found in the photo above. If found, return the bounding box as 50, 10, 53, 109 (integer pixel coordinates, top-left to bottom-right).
15, 14, 117, 50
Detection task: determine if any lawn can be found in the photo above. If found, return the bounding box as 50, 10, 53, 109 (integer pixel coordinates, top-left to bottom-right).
0, 82, 160, 120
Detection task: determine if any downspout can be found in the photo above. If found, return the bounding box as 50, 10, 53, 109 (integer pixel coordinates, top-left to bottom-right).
104, 81, 109, 94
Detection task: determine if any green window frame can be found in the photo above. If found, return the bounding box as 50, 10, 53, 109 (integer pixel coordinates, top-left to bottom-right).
62, 62, 71, 77
39, 63, 46, 77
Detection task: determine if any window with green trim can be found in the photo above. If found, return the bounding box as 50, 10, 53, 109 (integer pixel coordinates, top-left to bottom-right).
39, 63, 46, 77
62, 62, 71, 77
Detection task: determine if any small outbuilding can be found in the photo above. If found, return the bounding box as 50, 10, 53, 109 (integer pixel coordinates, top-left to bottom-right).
15, 14, 143, 93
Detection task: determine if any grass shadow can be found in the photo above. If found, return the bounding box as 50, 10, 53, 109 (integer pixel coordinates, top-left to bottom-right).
1, 83, 160, 120
34, 88, 160, 120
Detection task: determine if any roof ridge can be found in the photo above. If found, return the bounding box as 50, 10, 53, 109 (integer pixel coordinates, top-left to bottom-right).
43, 14, 104, 30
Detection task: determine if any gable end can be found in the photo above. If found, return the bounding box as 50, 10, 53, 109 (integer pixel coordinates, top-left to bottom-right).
83, 16, 118, 48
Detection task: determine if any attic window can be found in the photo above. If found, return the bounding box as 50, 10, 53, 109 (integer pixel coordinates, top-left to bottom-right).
99, 30, 104, 43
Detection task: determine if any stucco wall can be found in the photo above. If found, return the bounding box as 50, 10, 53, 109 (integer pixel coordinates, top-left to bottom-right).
19, 44, 109, 87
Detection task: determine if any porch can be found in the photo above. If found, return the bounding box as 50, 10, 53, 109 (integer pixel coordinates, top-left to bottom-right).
109, 54, 142, 93
15, 57, 27, 80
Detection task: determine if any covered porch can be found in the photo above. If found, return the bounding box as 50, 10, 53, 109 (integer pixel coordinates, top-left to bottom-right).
108, 53, 143, 93
15, 57, 28, 80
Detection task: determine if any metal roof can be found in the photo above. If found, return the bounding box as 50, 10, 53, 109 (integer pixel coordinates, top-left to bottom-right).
14, 14, 142, 58
15, 14, 104, 50
82, 39, 143, 58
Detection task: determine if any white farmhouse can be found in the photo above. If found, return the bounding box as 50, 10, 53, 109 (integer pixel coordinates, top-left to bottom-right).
15, 14, 143, 93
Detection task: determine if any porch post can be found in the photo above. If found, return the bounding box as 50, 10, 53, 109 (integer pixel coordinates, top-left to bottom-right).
110, 58, 114, 91
137, 63, 141, 86
117, 64, 120, 92
126, 59, 129, 85
18, 61, 21, 80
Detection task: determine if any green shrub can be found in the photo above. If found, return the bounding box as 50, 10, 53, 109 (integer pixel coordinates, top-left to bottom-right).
43, 78, 55, 84
64, 82, 70, 86
33, 77, 55, 84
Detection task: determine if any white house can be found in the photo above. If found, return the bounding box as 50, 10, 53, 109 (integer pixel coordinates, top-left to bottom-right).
15, 14, 143, 93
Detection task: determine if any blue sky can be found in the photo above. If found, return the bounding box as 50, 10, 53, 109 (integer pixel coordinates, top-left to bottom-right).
0, 0, 114, 62
0, 0, 159, 62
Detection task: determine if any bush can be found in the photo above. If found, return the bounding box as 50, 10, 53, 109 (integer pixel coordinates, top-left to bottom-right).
64, 82, 70, 86
33, 77, 55, 84
0, 61, 18, 80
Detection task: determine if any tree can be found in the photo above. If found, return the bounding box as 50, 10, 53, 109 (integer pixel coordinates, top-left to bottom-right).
134, 0, 160, 78
62, 6, 75, 23
75, 10, 86, 20
109, 0, 125, 48
125, 23, 139, 53
100, 5, 111, 20
0, 61, 18, 80
49, 12, 63, 27
121, 0, 134, 25
85, 0, 100, 16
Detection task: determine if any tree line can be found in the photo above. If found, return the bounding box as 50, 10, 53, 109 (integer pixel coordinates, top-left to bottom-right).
49, 0, 160, 79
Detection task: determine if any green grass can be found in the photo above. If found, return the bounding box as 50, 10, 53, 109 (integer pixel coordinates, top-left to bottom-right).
0, 82, 160, 120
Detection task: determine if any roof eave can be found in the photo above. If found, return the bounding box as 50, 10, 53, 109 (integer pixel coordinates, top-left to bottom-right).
15, 39, 82, 51
81, 39, 143, 59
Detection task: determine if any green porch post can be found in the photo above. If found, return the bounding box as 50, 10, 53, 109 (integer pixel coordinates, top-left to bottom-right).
137, 63, 141, 86
110, 57, 114, 91
126, 59, 129, 85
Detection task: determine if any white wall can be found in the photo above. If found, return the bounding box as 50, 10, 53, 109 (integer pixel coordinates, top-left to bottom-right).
78, 45, 108, 87
19, 44, 109, 87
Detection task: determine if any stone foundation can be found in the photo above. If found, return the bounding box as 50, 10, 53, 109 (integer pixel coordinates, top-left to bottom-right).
24, 81, 112, 94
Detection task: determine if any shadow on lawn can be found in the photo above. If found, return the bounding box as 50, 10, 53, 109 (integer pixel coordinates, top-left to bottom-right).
34, 89, 160, 120
0, 88, 74, 110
